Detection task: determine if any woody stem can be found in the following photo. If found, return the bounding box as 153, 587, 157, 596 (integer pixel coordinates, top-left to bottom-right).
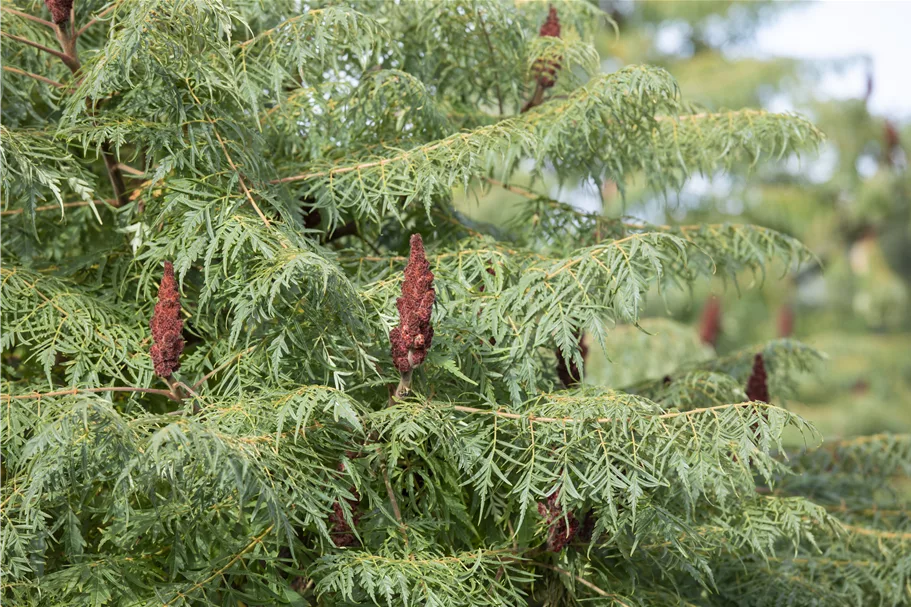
162, 376, 184, 403
48, 14, 130, 207
394, 370, 413, 399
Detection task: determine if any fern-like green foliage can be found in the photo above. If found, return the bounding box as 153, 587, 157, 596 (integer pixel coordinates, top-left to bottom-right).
1, 1, 907, 606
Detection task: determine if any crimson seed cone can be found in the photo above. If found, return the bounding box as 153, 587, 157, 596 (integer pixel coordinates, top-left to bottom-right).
535, 6, 562, 89
328, 478, 362, 547
698, 296, 722, 347
777, 304, 795, 338
556, 331, 587, 388
150, 261, 184, 378
44, 0, 74, 24
390, 234, 435, 375
539, 5, 561, 37
537, 490, 579, 552
745, 353, 770, 403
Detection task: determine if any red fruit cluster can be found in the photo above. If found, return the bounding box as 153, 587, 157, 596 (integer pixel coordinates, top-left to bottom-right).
777, 304, 794, 338
698, 296, 722, 347
745, 353, 770, 403
328, 461, 362, 547
534, 6, 562, 89
390, 234, 435, 374
150, 261, 184, 379
537, 490, 579, 552
44, 0, 74, 24
328, 488, 362, 547
556, 331, 587, 388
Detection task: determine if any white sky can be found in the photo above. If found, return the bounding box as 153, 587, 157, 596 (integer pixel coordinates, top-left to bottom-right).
751, 0, 911, 120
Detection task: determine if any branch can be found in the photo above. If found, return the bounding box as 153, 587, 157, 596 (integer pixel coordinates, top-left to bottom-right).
1, 31, 77, 68
4, 386, 180, 402
162, 525, 275, 606
481, 177, 540, 200
1, 199, 114, 216
100, 141, 128, 206
115, 162, 144, 176
451, 401, 783, 425
1, 65, 65, 88
192, 346, 256, 390
531, 562, 629, 605
76, 2, 119, 37
0, 6, 54, 28
322, 220, 359, 243
841, 523, 911, 541
378, 449, 409, 548
272, 107, 792, 187
520, 81, 546, 114
182, 86, 274, 231
475, 8, 503, 115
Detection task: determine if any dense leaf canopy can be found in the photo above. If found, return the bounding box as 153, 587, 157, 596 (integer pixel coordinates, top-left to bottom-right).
2, 1, 908, 606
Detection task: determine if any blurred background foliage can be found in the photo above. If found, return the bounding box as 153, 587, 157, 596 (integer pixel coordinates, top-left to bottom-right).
458, 0, 911, 440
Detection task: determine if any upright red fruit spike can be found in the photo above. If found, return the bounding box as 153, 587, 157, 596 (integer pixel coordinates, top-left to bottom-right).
745, 353, 770, 403
698, 296, 722, 347
535, 5, 562, 89
150, 261, 184, 379
390, 234, 435, 395
536, 489, 580, 552
884, 120, 901, 167
556, 331, 587, 388
44, 0, 74, 24
539, 5, 561, 37
777, 303, 795, 338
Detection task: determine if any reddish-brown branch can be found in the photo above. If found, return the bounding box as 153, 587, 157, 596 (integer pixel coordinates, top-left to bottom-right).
1, 6, 55, 28
29, 10, 132, 208
1, 31, 76, 67
76, 3, 119, 37
1, 65, 65, 88
476, 8, 504, 115
192, 347, 256, 391
378, 450, 409, 548
452, 400, 781, 424
1, 199, 114, 216
4, 386, 180, 403
531, 562, 624, 603
100, 141, 129, 206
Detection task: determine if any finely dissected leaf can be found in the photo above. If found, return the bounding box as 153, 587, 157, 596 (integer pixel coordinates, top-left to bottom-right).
2, 2, 903, 607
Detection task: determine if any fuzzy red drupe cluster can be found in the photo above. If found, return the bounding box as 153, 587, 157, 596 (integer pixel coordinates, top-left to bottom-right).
150, 261, 184, 379
698, 296, 722, 347
390, 234, 435, 375
43, 0, 73, 24
328, 463, 362, 548
556, 332, 587, 388
533, 6, 562, 89
777, 303, 795, 338
537, 490, 580, 552
745, 353, 770, 403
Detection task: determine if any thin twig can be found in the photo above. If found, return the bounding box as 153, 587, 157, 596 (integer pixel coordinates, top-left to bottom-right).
115, 163, 144, 176
1, 199, 114, 216
0, 6, 54, 29
186, 87, 274, 230
192, 346, 256, 390
476, 8, 503, 115
162, 525, 274, 606
76, 2, 119, 37
531, 562, 628, 604
1, 65, 65, 88
378, 449, 409, 548
4, 386, 180, 402
482, 177, 539, 200
1, 31, 74, 65
451, 401, 782, 425
271, 110, 772, 186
